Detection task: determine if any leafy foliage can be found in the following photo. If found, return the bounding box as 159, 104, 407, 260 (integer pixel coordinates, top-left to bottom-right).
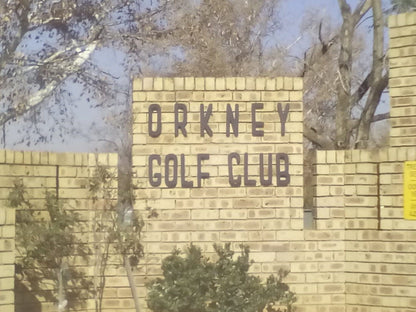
392, 0, 416, 12
170, 0, 281, 76
89, 165, 144, 267
147, 244, 296, 312
0, 0, 172, 147
89, 165, 145, 312
9, 180, 92, 310
1, 0, 395, 153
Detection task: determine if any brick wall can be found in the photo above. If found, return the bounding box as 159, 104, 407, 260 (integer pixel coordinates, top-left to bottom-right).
131, 77, 352, 312
305, 150, 346, 311
127, 17, 416, 311
345, 148, 416, 311
389, 12, 416, 147
306, 11, 416, 312
313, 148, 416, 312
0, 150, 118, 312
0, 151, 15, 312
342, 12, 416, 311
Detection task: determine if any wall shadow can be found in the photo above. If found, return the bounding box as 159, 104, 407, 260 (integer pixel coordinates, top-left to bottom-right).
15, 279, 42, 312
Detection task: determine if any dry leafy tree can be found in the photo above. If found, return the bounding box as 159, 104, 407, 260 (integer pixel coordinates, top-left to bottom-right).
392, 0, 416, 12
168, 0, 396, 150
166, 0, 282, 76
0, 0, 174, 148
2, 0, 403, 152
300, 0, 396, 149
292, 0, 393, 213
2, 0, 413, 151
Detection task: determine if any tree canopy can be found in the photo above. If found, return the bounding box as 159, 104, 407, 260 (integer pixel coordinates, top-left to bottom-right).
0, 0, 172, 148
0, 0, 408, 151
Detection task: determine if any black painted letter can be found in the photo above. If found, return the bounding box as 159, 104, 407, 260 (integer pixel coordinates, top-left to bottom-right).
244, 153, 256, 186
197, 154, 210, 187
180, 154, 194, 188
200, 104, 213, 137
149, 154, 161, 187
226, 104, 239, 137
175, 103, 188, 137
251, 103, 264, 137
276, 153, 290, 187
277, 103, 289, 137
148, 104, 162, 137
228, 153, 241, 187
165, 154, 178, 188
260, 153, 273, 186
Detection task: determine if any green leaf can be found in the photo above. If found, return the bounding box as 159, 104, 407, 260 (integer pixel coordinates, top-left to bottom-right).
147, 244, 296, 312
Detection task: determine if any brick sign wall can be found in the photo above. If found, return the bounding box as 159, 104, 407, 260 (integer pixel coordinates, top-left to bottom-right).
131, 76, 307, 304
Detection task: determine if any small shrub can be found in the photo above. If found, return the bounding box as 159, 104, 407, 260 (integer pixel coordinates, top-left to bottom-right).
9, 181, 92, 310
89, 165, 145, 312
147, 243, 296, 312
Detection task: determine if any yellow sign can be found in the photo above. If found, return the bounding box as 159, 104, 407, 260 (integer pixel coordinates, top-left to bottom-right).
404, 161, 416, 220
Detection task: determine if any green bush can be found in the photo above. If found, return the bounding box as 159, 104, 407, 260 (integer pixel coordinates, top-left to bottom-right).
9, 181, 92, 310
147, 244, 296, 312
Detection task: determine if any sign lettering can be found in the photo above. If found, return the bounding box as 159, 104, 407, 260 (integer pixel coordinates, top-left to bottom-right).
146, 102, 292, 188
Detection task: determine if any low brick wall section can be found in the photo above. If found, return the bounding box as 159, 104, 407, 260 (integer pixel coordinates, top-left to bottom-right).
0, 150, 118, 312
314, 148, 416, 312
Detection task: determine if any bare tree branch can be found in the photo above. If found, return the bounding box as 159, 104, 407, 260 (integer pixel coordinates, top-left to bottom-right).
0, 41, 98, 127
351, 71, 373, 104
354, 0, 372, 22
304, 126, 336, 149
371, 112, 389, 123
355, 0, 386, 148
335, 1, 355, 148
350, 111, 390, 129
0, 2, 30, 69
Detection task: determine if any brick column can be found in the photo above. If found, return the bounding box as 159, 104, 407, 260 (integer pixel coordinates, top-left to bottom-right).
0, 149, 15, 312
132, 77, 306, 308
389, 12, 416, 147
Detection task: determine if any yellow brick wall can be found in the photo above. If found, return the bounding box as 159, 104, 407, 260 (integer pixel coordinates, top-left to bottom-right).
306, 11, 416, 310
0, 153, 15, 312
310, 150, 347, 311
131, 77, 352, 312
0, 150, 118, 312
389, 12, 416, 147
307, 12, 416, 312
312, 147, 416, 312
346, 148, 416, 312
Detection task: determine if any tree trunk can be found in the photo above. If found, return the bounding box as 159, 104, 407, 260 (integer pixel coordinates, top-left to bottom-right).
122, 78, 140, 312
355, 0, 387, 148
336, 0, 355, 149
124, 255, 141, 312
303, 126, 335, 149
57, 264, 67, 312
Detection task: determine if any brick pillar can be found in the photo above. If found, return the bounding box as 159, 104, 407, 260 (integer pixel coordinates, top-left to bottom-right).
0, 206, 14, 312
132, 77, 305, 308
389, 12, 416, 147
0, 150, 15, 312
